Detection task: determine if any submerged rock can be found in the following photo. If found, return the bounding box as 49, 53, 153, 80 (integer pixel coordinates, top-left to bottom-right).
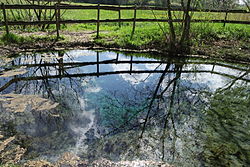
0, 94, 59, 113
0, 136, 15, 152
22, 154, 173, 167
91, 159, 173, 167
0, 67, 27, 78
56, 152, 88, 167
24, 160, 54, 167
0, 135, 26, 165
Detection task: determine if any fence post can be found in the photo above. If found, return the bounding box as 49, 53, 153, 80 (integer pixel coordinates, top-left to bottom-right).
131, 5, 137, 39
97, 51, 100, 77
130, 56, 133, 74
96, 3, 100, 38
118, 5, 121, 28
55, 3, 60, 39
116, 53, 119, 62
2, 3, 9, 35
58, 51, 64, 77
223, 10, 228, 27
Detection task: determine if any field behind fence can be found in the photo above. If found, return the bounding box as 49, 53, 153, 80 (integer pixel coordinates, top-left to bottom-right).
0, 3, 249, 39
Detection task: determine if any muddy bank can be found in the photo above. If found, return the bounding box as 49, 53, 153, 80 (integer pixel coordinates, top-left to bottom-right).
0, 30, 249, 64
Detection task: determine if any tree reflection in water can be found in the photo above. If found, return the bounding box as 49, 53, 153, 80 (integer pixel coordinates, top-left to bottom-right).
0, 50, 249, 166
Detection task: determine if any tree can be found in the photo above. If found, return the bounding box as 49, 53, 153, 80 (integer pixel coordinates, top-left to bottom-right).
243, 0, 250, 11
199, 0, 240, 9
203, 86, 250, 166
4, 0, 71, 30
165, 0, 197, 53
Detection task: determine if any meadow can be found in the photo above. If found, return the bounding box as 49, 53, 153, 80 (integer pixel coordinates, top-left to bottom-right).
0, 0, 249, 50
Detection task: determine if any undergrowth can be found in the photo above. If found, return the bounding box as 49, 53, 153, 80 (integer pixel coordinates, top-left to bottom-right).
191, 23, 250, 41
93, 22, 250, 49
0, 33, 63, 45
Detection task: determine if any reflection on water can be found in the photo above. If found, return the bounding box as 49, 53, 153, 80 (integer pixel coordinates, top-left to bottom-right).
0, 50, 249, 166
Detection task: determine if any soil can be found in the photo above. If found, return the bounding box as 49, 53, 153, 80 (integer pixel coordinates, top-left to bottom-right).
193, 39, 250, 64
0, 30, 95, 56
0, 30, 249, 64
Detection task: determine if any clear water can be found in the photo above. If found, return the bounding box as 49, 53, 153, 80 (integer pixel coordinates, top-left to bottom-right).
0, 50, 249, 166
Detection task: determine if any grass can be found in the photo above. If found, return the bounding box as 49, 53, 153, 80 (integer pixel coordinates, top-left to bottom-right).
191, 23, 250, 41
0, 33, 61, 45
94, 23, 167, 49
91, 22, 250, 50
0, 1, 249, 55
1, 0, 249, 25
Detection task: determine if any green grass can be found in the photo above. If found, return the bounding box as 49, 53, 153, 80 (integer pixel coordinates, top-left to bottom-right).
0, 1, 249, 51
0, 33, 61, 45
191, 23, 250, 41
0, 33, 27, 44
94, 23, 167, 49
91, 21, 250, 50
1, 1, 249, 24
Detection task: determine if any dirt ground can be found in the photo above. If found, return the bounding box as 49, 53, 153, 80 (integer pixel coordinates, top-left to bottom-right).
0, 30, 96, 56
0, 30, 249, 65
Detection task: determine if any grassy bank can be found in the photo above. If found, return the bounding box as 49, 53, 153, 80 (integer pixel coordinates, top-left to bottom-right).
0, 21, 249, 62
0, 1, 249, 61
0, 33, 61, 45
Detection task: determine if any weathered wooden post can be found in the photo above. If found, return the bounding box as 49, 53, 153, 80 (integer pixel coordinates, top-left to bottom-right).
118, 5, 121, 28
58, 51, 64, 78
96, 3, 100, 38
131, 5, 137, 39
116, 53, 119, 62
58, 2, 61, 31
55, 3, 60, 39
223, 10, 228, 27
2, 3, 9, 35
212, 64, 215, 72
130, 56, 133, 74
97, 51, 100, 77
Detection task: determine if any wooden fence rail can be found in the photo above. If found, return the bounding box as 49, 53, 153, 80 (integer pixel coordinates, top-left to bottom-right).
0, 4, 249, 13
1, 19, 249, 26
0, 3, 249, 39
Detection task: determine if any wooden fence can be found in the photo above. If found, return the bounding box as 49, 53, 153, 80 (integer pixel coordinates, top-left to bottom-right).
0, 3, 249, 39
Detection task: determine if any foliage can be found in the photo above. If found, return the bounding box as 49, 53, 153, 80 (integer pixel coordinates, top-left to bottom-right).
0, 1, 249, 54
191, 23, 250, 41
0, 33, 61, 44
72, 0, 242, 8
92, 21, 250, 50
203, 86, 250, 166
0, 33, 26, 44
199, 0, 241, 9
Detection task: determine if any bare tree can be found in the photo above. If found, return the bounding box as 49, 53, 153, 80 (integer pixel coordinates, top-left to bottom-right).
4, 0, 71, 30
243, 0, 250, 11
165, 0, 199, 53
166, 0, 177, 52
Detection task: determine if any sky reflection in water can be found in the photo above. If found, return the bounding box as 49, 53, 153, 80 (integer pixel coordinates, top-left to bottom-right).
0, 50, 249, 166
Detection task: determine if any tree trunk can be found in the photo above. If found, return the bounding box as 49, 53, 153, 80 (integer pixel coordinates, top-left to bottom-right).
244, 1, 250, 11
179, 0, 192, 53
166, 0, 176, 53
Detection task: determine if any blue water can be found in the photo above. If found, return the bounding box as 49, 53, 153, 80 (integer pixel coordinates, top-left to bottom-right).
0, 50, 249, 166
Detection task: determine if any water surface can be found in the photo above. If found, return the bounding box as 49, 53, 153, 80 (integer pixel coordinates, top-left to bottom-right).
0, 50, 249, 166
